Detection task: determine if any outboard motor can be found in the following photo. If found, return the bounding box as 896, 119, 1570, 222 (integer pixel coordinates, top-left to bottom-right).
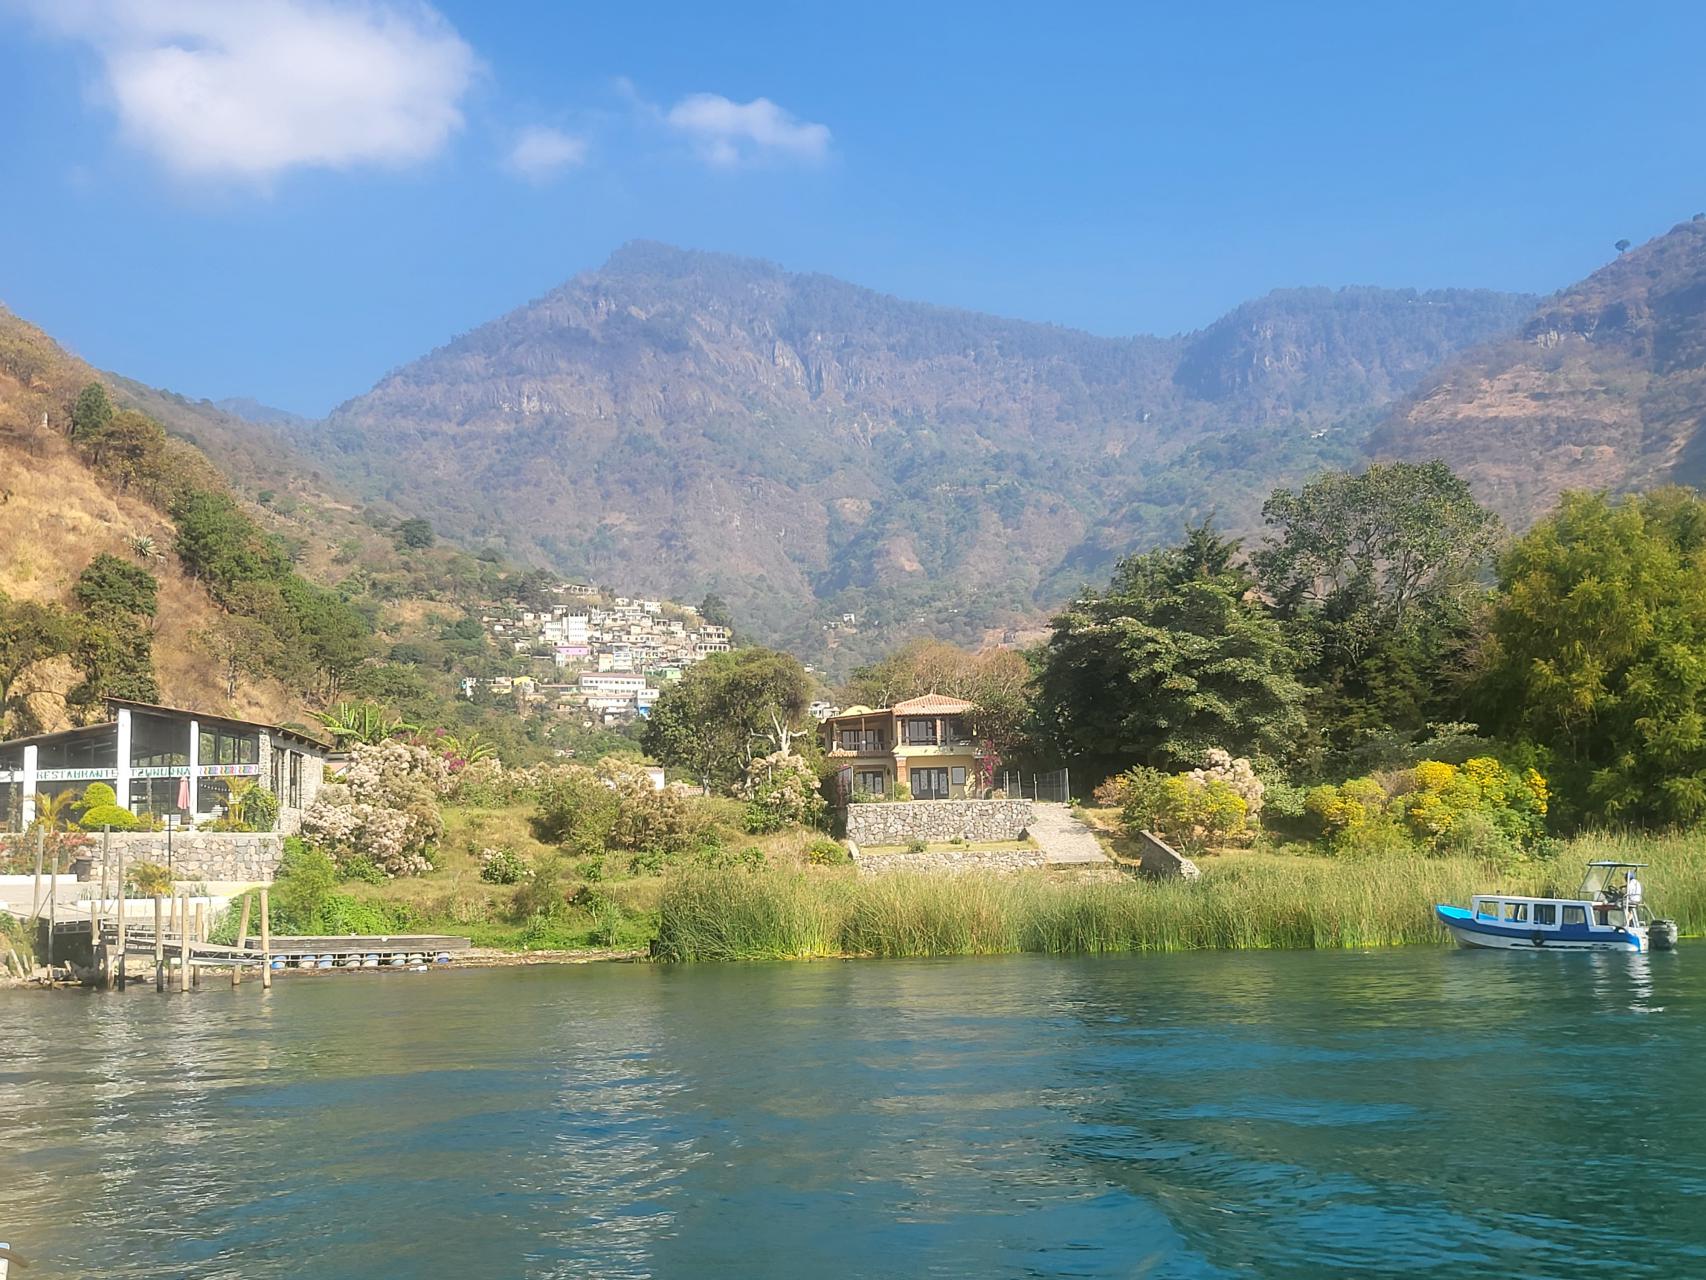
1649, 918, 1679, 951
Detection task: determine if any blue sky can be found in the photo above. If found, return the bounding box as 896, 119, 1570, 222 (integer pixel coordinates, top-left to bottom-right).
1, 0, 1703, 416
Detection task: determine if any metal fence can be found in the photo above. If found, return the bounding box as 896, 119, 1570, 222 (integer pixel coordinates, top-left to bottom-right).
998, 768, 1071, 803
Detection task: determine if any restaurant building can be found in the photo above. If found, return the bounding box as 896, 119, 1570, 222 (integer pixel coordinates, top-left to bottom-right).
0, 698, 331, 834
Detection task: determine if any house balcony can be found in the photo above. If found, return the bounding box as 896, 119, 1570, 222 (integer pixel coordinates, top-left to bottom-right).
893, 740, 976, 758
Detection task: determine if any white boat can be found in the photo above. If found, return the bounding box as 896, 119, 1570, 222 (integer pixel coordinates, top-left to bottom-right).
1436, 861, 1677, 953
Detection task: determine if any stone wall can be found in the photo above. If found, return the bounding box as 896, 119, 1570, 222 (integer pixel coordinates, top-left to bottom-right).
74, 832, 284, 884
1134, 830, 1202, 881
845, 798, 1033, 847
853, 846, 1050, 875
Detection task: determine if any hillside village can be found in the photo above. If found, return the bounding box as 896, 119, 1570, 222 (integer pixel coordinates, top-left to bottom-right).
467, 587, 735, 725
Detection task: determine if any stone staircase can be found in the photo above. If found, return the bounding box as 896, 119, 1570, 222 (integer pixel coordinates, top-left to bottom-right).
1028, 804, 1113, 867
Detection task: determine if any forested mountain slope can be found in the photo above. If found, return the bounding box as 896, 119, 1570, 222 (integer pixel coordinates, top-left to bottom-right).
291, 243, 1532, 663
0, 306, 555, 748
1370, 218, 1706, 521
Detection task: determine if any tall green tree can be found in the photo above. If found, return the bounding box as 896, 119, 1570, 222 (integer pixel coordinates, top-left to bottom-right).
1035, 523, 1306, 782
67, 554, 161, 714
642, 648, 813, 790
1480, 488, 1706, 826
0, 594, 75, 735
1255, 462, 1500, 772
71, 382, 112, 440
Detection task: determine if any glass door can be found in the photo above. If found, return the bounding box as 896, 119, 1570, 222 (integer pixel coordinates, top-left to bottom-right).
910, 768, 949, 800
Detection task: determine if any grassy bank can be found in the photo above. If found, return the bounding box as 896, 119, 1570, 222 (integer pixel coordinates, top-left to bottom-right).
655, 833, 1706, 961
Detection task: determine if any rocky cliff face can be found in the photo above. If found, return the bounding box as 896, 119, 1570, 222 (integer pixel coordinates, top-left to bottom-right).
1370, 219, 1706, 523
296, 243, 1532, 661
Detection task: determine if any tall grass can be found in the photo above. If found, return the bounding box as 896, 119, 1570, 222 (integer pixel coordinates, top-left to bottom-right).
654, 836, 1706, 961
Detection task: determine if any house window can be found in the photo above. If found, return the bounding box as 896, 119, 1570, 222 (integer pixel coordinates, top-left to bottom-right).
288, 752, 302, 809
199, 729, 259, 767
855, 770, 886, 797
950, 766, 967, 789
902, 719, 938, 745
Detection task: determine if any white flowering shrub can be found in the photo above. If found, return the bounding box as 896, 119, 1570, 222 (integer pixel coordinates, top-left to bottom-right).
302, 739, 447, 877
742, 752, 827, 834
1186, 749, 1265, 822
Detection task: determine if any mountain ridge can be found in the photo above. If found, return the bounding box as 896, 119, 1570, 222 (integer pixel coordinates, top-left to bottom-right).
271, 243, 1537, 669
1370, 218, 1706, 522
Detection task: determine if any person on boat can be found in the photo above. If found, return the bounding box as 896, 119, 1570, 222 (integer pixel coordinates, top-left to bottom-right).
1625, 870, 1644, 926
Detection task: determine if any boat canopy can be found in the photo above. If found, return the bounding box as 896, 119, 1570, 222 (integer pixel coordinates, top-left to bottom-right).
1578, 861, 1647, 898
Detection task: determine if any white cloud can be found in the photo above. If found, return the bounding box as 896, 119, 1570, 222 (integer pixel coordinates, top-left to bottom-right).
505, 125, 587, 182
16, 0, 477, 182
664, 93, 831, 168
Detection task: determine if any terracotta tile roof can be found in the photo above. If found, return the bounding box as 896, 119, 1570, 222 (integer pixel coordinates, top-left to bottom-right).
891, 694, 977, 714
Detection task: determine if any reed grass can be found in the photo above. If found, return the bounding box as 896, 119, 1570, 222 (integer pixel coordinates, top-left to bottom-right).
654, 835, 1706, 961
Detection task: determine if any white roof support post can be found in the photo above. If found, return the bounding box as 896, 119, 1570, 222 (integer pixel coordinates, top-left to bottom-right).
21, 745, 37, 827
116, 706, 133, 812
187, 719, 200, 820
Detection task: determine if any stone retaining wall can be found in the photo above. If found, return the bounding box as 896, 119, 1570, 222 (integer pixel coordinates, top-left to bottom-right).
853, 846, 1050, 876
846, 799, 1033, 847
74, 832, 284, 884
1134, 830, 1202, 881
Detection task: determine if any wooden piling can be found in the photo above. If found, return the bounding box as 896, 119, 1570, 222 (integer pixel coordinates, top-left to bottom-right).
154, 895, 165, 992
178, 895, 190, 994
31, 825, 44, 920
115, 841, 127, 991
191, 902, 202, 987
260, 888, 272, 990
232, 894, 253, 987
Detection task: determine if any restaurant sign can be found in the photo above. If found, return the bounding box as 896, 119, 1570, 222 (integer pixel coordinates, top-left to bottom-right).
196, 763, 263, 777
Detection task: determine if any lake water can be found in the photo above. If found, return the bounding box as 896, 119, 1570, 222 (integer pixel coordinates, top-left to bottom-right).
2, 947, 1703, 1278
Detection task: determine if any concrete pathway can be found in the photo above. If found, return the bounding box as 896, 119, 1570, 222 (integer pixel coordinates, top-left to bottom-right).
1028, 803, 1113, 866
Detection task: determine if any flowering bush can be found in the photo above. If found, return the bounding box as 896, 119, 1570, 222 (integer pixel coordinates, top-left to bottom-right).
479, 847, 528, 885
1185, 749, 1265, 822
1112, 752, 1252, 852
742, 752, 826, 833
531, 757, 707, 863
302, 739, 447, 877
1301, 758, 1549, 859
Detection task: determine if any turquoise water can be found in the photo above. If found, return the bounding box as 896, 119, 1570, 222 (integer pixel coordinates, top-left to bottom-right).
2, 947, 1703, 1278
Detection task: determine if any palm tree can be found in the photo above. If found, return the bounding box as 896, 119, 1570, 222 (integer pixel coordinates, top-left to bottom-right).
31, 791, 77, 833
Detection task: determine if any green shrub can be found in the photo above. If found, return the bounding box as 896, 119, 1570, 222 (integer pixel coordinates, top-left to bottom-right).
338, 854, 388, 884
79, 782, 118, 812
79, 803, 139, 832
629, 847, 667, 876
743, 801, 787, 835
511, 855, 567, 921
806, 837, 851, 865
127, 861, 173, 896
906, 838, 928, 854
478, 847, 528, 885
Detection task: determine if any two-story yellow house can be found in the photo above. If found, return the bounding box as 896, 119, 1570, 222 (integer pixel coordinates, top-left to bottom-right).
823, 694, 980, 800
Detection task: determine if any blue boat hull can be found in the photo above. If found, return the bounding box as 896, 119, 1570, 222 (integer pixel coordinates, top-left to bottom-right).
1434, 904, 1645, 953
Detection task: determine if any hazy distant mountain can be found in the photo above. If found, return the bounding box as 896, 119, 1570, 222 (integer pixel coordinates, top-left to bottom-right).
214, 396, 317, 431
288, 242, 1533, 664
1371, 218, 1706, 524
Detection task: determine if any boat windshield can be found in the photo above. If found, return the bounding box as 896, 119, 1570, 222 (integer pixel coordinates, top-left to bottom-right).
1577, 861, 1646, 900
